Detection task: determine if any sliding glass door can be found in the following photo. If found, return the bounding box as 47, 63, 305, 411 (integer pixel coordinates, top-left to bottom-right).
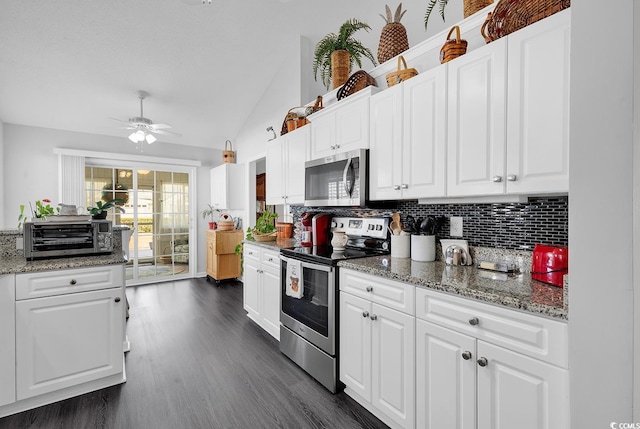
85, 164, 194, 284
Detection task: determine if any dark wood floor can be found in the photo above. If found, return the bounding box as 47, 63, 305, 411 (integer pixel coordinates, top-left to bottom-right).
0, 278, 389, 429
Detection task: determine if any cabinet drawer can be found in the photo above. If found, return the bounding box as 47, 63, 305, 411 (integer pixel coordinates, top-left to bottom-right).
261, 249, 280, 271
415, 288, 568, 368
340, 269, 415, 315
16, 265, 124, 300
243, 244, 261, 264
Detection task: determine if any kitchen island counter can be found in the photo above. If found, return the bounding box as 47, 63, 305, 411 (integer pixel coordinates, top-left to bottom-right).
338, 256, 567, 320
0, 253, 126, 275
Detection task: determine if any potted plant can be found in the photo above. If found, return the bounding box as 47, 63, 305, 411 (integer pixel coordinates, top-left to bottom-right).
313, 19, 377, 90
246, 209, 278, 241
201, 204, 220, 229
101, 183, 129, 205
424, 0, 493, 29
87, 199, 125, 219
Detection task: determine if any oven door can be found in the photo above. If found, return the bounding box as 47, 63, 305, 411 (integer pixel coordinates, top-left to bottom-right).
280, 255, 335, 355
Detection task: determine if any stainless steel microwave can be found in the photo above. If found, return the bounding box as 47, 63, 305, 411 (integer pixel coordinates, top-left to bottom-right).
24, 220, 113, 260
304, 149, 368, 207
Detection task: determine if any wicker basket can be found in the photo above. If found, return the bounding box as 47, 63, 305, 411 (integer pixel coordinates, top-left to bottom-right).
276, 222, 293, 239
440, 26, 468, 64
464, 0, 493, 18
337, 70, 377, 100
253, 232, 277, 242
481, 0, 570, 44
385, 56, 418, 87
280, 96, 323, 136
217, 220, 235, 231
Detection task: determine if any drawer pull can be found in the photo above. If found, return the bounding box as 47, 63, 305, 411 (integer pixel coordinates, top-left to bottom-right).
115, 297, 121, 303
70, 279, 77, 285
462, 351, 472, 360
370, 314, 378, 321
362, 311, 370, 318
366, 286, 373, 292
468, 317, 479, 326
477, 357, 488, 367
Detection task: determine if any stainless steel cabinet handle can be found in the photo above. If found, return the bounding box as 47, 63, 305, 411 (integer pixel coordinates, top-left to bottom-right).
401, 184, 408, 189
477, 357, 488, 367
507, 174, 517, 181
70, 279, 77, 285
393, 185, 401, 190
366, 286, 373, 292
115, 297, 121, 303
362, 311, 370, 318
492, 176, 502, 183
468, 317, 479, 326
462, 351, 472, 360
370, 314, 378, 321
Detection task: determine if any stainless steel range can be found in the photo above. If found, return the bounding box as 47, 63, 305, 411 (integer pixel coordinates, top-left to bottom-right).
279, 216, 390, 393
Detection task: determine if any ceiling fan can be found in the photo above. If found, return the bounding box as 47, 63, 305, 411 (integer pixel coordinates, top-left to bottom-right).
112, 90, 180, 145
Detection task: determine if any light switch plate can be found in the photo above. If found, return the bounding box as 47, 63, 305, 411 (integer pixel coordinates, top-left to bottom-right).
450, 217, 463, 237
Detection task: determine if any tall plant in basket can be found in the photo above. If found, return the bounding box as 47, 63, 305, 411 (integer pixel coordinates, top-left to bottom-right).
313, 19, 377, 90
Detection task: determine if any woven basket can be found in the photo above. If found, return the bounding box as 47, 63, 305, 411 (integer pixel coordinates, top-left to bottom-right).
222, 140, 235, 164
464, 0, 493, 18
440, 26, 468, 64
385, 56, 418, 87
378, 22, 410, 64
481, 0, 570, 44
253, 232, 277, 242
337, 70, 377, 100
331, 50, 350, 89
217, 220, 235, 231
280, 96, 323, 136
276, 222, 293, 239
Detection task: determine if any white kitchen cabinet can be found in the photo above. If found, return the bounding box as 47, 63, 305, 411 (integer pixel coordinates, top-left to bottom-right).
505, 10, 570, 195
339, 269, 415, 429
0, 275, 16, 407
210, 163, 246, 210
415, 287, 569, 429
446, 11, 570, 198
242, 243, 280, 340
14, 265, 125, 401
265, 125, 308, 206
370, 66, 447, 200
447, 37, 507, 197
309, 90, 372, 160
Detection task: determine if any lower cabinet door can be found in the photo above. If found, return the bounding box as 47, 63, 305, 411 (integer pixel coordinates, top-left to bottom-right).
260, 265, 281, 340
339, 292, 372, 402
371, 303, 415, 429
476, 341, 569, 429
416, 320, 476, 429
16, 288, 124, 400
0, 275, 15, 407
242, 260, 260, 321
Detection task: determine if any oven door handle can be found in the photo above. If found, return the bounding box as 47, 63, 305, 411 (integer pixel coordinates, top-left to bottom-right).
281, 255, 334, 273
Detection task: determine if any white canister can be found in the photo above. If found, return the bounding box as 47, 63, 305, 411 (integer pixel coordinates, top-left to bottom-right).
411, 235, 436, 262
331, 230, 348, 250
391, 235, 411, 258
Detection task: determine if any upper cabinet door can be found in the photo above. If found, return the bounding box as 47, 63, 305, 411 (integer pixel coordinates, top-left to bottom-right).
265, 138, 284, 205
210, 164, 246, 210
447, 38, 507, 197
309, 111, 336, 160
402, 65, 447, 199
369, 85, 403, 201
283, 126, 309, 205
506, 10, 571, 195
335, 96, 370, 154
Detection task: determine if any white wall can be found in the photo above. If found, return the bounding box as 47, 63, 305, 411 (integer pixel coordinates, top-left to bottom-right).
569, 1, 635, 426
3, 123, 219, 274
0, 117, 4, 228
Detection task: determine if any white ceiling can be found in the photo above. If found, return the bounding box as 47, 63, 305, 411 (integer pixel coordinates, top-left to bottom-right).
0, 0, 458, 149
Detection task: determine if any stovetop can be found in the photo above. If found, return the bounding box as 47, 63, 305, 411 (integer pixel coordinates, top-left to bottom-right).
280, 244, 390, 266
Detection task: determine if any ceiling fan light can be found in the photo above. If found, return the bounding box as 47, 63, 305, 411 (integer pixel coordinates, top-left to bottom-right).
128, 131, 139, 143
146, 133, 157, 144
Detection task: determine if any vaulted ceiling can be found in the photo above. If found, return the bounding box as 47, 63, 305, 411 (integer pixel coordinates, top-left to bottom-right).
0, 0, 460, 149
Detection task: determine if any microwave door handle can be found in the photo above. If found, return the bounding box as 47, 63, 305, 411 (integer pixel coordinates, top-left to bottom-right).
343, 158, 354, 197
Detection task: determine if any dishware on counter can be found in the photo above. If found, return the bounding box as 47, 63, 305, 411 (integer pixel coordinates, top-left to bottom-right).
391, 234, 411, 258
330, 230, 348, 250
411, 235, 436, 262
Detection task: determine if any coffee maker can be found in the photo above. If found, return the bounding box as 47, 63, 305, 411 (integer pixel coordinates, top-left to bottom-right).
311, 213, 332, 247
300, 212, 315, 247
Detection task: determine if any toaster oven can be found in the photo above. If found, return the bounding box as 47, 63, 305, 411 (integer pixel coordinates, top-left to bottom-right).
24, 220, 113, 260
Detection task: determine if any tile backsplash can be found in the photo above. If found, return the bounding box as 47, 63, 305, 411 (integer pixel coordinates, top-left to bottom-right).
290, 196, 568, 251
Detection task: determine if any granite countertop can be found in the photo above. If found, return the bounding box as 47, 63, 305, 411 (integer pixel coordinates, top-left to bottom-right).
243, 238, 296, 251
0, 253, 126, 275
338, 256, 567, 320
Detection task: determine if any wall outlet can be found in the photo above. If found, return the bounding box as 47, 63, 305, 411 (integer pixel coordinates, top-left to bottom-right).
450, 217, 463, 237
16, 237, 23, 250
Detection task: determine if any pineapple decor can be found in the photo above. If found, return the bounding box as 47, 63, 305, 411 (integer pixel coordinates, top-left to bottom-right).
377, 3, 410, 64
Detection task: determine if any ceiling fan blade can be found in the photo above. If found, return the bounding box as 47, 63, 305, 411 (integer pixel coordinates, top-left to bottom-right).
150, 123, 172, 130
109, 117, 132, 125
152, 129, 182, 137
